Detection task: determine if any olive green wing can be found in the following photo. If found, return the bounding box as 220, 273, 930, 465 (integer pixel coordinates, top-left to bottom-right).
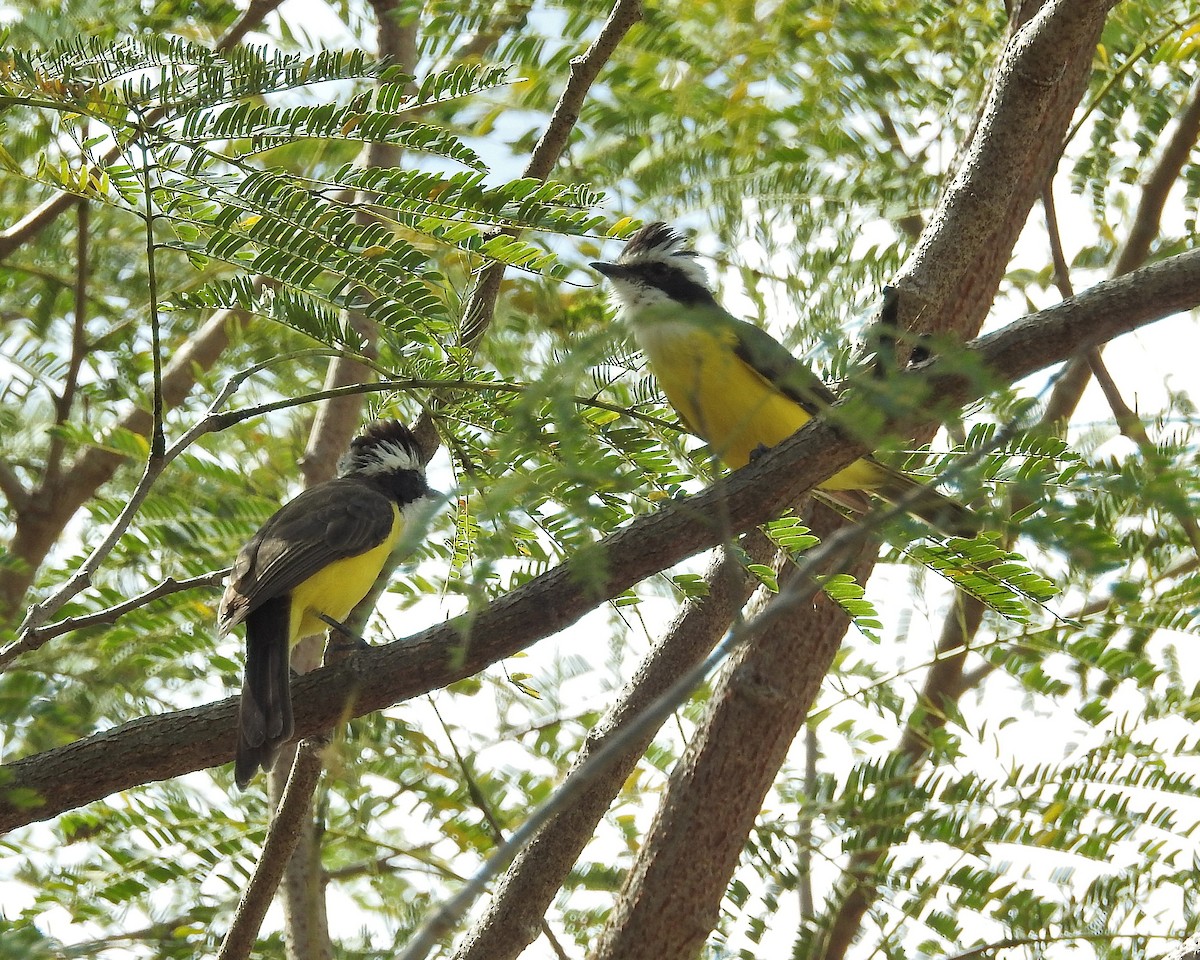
719, 310, 839, 415
217, 478, 395, 634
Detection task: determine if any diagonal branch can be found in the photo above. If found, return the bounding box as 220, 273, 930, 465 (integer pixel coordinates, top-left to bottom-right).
215, 739, 328, 960
413, 0, 643, 454
593, 504, 878, 960
453, 530, 777, 960
813, 61, 1200, 943
1042, 71, 1200, 423
0, 249, 1194, 833
457, 0, 643, 350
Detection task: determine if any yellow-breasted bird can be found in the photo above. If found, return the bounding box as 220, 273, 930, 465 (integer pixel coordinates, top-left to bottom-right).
218, 420, 431, 788
591, 222, 978, 537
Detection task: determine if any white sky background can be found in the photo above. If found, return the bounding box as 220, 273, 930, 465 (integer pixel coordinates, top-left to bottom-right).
5, 0, 1200, 956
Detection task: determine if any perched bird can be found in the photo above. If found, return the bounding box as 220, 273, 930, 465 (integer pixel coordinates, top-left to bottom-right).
217, 420, 431, 788
591, 222, 978, 537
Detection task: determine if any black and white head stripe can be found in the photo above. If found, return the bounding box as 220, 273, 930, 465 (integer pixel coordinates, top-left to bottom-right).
617, 222, 699, 265
339, 420, 424, 477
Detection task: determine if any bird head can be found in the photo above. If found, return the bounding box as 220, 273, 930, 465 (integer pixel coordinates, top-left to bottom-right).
591, 222, 715, 312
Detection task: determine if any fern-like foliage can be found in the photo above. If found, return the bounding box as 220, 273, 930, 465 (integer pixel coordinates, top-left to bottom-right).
0, 38, 608, 346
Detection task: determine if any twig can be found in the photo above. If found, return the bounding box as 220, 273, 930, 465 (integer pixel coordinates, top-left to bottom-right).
939, 931, 1180, 960
797, 721, 818, 921
1045, 184, 1200, 558
40, 193, 92, 495
141, 133, 166, 464
205, 377, 679, 436
56, 197, 90, 425
11, 371, 243, 647
1043, 182, 1073, 298
216, 740, 327, 960
1041, 73, 1200, 423
1087, 351, 1200, 557
16, 569, 229, 648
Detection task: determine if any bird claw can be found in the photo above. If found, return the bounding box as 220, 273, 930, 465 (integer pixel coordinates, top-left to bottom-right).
320, 615, 370, 652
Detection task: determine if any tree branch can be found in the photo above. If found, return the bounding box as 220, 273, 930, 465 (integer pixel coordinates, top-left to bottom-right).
11, 368, 244, 642
1042, 71, 1200, 423
20, 569, 229, 643
414, 0, 642, 453
0, 460, 29, 515
593, 504, 878, 960
889, 0, 1121, 344
453, 530, 777, 960
0, 250, 1194, 832
819, 592, 987, 960
216, 739, 327, 960
269, 6, 420, 956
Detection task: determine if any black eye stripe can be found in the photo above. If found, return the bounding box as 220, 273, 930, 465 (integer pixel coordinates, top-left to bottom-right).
630, 261, 715, 307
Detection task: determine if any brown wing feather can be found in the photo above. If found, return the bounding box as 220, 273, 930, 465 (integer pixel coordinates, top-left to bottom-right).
217, 478, 395, 634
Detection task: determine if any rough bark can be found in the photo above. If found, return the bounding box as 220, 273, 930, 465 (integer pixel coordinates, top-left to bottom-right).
453, 531, 777, 960
588, 4, 1121, 957
592, 505, 878, 960
890, 0, 1121, 345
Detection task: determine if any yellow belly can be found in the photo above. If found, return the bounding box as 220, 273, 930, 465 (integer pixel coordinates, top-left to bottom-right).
643, 323, 884, 491
288, 503, 401, 643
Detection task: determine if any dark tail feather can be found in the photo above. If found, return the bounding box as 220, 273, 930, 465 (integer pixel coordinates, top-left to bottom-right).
235, 594, 294, 789
874, 468, 981, 538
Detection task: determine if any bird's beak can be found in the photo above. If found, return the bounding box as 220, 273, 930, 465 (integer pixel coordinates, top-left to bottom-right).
590, 260, 623, 278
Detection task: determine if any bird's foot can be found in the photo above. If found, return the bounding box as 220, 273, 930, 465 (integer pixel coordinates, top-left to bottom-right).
319, 614, 371, 652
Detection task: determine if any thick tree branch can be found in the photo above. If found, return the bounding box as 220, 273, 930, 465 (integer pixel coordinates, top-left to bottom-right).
0, 251, 1194, 832
593, 505, 878, 960
890, 0, 1121, 344
590, 4, 1121, 956
453, 531, 777, 960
